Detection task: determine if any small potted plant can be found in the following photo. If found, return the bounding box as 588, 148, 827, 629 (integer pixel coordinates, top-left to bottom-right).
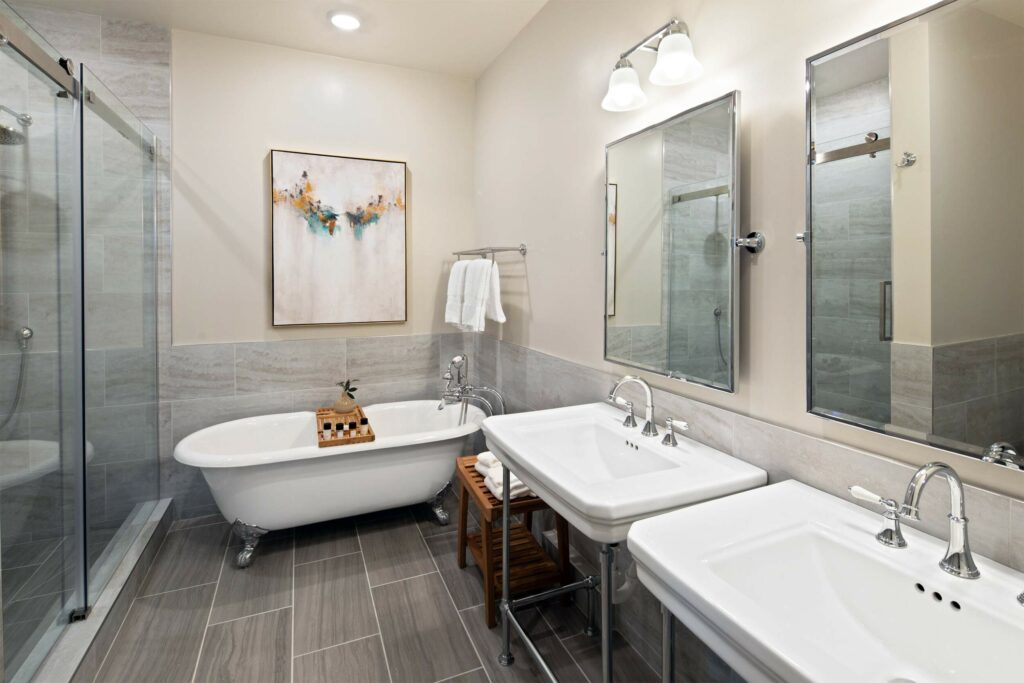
333, 379, 359, 413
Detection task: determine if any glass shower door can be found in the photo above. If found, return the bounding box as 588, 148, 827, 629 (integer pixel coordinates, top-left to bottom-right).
80, 66, 159, 598
0, 13, 80, 681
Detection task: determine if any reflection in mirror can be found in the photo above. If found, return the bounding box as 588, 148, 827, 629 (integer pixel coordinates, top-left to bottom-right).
605, 92, 739, 391
807, 0, 1024, 466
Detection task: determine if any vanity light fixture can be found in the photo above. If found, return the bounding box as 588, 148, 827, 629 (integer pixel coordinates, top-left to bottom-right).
601, 19, 702, 112
329, 12, 361, 31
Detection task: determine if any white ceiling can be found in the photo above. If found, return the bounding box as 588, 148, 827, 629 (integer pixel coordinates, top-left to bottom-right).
20, 0, 549, 78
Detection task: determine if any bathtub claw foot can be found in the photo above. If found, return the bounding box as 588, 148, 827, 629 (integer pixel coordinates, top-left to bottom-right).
232, 519, 268, 569
429, 482, 453, 526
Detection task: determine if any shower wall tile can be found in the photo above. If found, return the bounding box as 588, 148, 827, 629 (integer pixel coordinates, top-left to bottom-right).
100, 18, 170, 66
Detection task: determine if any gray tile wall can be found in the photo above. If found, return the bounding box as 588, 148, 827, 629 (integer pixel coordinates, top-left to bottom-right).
932, 334, 1024, 448
470, 334, 1024, 679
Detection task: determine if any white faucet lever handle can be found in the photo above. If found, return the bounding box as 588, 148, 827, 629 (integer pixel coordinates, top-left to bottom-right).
848, 485, 883, 506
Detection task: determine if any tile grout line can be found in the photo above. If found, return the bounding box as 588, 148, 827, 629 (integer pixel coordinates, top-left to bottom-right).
536, 602, 593, 683
416, 511, 492, 683
207, 603, 291, 628
293, 632, 380, 660
293, 548, 362, 568
135, 580, 219, 601
8, 537, 65, 604
91, 518, 178, 682
188, 530, 231, 683
369, 569, 439, 589
355, 523, 395, 683
434, 666, 486, 683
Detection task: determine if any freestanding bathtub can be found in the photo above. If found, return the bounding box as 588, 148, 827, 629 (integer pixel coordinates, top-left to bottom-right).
174, 400, 485, 566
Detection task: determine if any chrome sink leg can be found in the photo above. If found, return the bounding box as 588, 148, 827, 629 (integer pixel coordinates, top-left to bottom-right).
499, 465, 514, 666
231, 519, 267, 569
585, 583, 598, 637
661, 605, 675, 683
600, 543, 616, 683
428, 480, 453, 525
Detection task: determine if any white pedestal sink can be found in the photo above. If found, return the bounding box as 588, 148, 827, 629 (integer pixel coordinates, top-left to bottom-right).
482, 402, 767, 544
482, 401, 766, 682
628, 480, 1024, 683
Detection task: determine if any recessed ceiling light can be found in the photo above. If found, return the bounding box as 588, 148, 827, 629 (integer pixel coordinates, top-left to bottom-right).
330, 12, 361, 31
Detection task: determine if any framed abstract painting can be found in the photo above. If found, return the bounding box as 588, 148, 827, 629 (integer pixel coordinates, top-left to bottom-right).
271, 149, 407, 325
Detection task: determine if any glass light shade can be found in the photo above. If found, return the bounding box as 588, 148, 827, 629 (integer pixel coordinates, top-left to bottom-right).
601, 62, 647, 112
649, 32, 703, 86
330, 12, 361, 31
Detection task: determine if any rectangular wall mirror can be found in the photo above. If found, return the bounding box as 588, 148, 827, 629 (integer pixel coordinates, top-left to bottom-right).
806, 0, 1024, 467
605, 91, 740, 391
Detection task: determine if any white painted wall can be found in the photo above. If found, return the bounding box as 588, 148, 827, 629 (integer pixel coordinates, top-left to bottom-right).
171, 30, 476, 344
474, 0, 1024, 496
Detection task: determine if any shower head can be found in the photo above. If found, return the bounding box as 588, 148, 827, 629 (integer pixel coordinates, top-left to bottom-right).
0, 104, 32, 145
0, 124, 26, 145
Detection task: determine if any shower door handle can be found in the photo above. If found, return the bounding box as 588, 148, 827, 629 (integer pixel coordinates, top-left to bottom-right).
879, 280, 893, 342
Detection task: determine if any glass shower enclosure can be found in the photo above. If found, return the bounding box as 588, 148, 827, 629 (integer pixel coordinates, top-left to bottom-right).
0, 5, 159, 680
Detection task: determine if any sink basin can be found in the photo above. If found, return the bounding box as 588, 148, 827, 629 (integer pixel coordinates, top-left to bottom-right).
628, 479, 1024, 683
481, 402, 766, 543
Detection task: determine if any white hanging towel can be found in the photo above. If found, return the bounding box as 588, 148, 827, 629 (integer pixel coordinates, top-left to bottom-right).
485, 262, 506, 324
460, 259, 491, 332
445, 260, 470, 327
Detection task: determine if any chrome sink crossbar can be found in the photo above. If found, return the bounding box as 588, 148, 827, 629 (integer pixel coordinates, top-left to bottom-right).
498, 465, 613, 682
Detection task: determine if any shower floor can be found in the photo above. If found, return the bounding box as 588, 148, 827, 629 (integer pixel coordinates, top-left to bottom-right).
89, 494, 658, 683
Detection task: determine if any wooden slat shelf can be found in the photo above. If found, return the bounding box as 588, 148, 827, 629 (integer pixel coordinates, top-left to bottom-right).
466, 523, 562, 596
455, 454, 572, 628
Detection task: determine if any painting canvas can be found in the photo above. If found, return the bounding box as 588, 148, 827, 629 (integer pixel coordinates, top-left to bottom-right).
606, 183, 617, 316
271, 150, 407, 325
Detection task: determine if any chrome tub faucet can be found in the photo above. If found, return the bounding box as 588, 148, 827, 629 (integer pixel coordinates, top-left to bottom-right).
608, 375, 658, 437
438, 353, 505, 421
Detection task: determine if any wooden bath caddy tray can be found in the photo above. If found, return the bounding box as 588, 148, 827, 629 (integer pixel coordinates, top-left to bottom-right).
315, 406, 375, 447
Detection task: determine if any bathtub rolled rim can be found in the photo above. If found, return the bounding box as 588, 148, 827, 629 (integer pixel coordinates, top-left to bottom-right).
173, 401, 484, 469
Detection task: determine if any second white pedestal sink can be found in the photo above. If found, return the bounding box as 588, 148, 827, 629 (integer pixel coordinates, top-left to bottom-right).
482, 402, 767, 543
628, 480, 1024, 683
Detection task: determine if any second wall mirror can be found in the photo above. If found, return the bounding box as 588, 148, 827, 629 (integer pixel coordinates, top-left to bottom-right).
806, 0, 1024, 468
605, 91, 740, 391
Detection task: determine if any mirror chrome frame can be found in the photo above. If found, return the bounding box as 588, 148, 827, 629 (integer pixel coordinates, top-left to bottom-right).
604, 90, 741, 393
803, 0, 1002, 464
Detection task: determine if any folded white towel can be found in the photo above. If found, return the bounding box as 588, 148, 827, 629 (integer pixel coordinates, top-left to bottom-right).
460, 259, 492, 333
477, 451, 498, 468
445, 260, 470, 327
484, 472, 532, 500
485, 262, 506, 324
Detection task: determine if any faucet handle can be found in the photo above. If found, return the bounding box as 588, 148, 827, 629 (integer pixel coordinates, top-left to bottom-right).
661, 417, 689, 446
622, 401, 638, 428
849, 486, 907, 548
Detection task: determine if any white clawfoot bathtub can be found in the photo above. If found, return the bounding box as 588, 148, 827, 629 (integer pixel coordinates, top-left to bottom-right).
174, 400, 484, 564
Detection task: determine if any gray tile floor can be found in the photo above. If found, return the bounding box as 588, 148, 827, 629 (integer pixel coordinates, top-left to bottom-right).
91, 499, 659, 683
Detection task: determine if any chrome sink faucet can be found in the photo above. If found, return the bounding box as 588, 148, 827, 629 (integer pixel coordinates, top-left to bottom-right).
608, 375, 658, 437
901, 462, 980, 579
